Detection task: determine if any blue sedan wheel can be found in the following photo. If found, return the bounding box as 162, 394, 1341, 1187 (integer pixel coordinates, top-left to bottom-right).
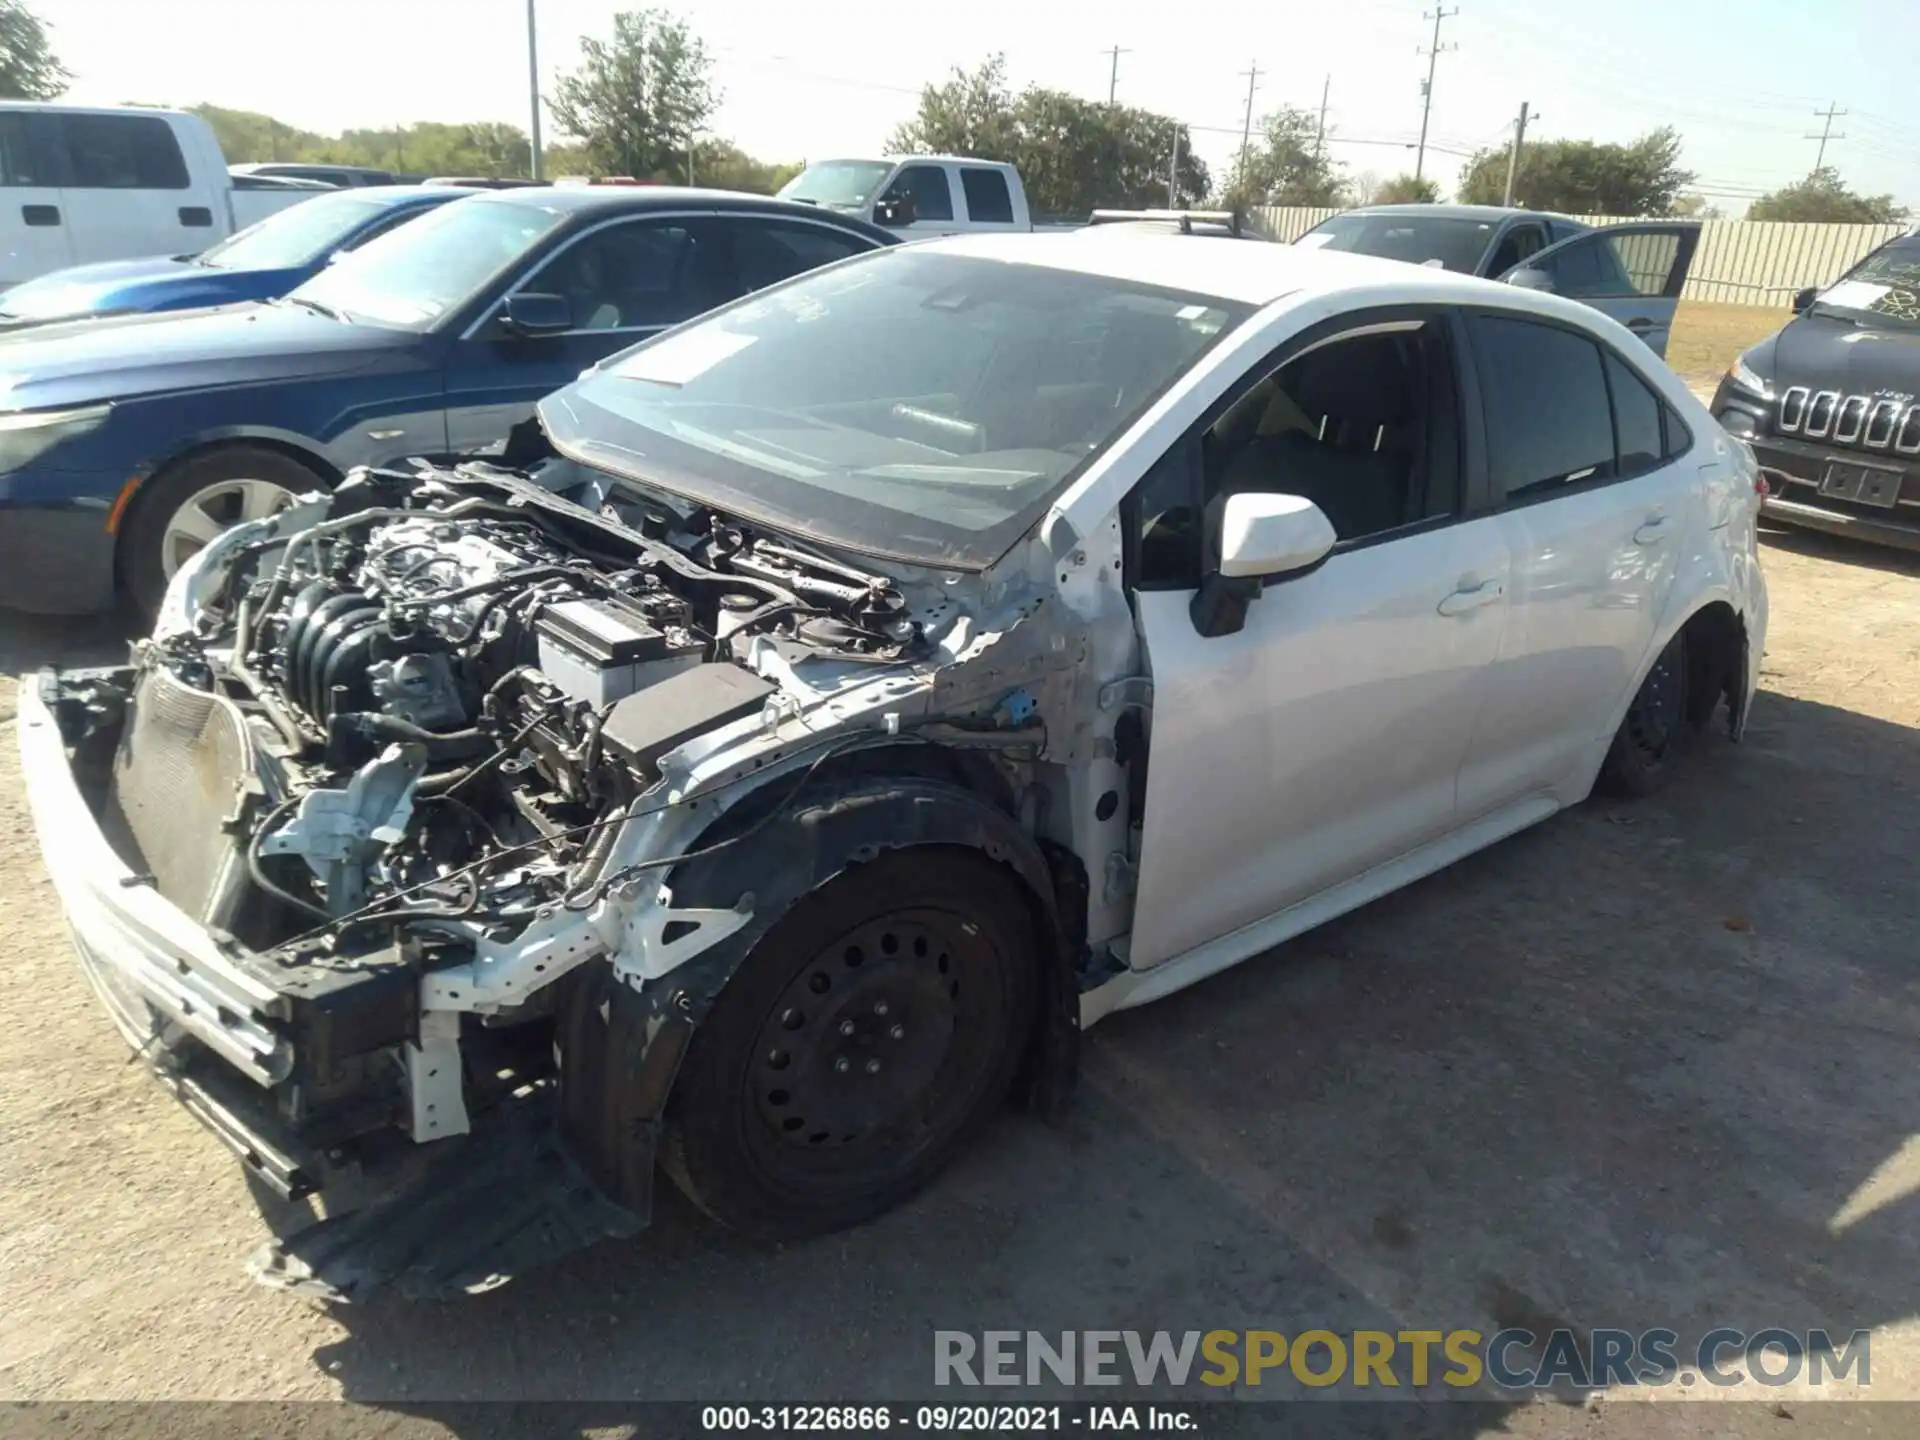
159, 477, 300, 581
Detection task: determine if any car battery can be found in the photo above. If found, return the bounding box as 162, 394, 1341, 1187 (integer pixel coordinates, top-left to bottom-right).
533, 594, 704, 706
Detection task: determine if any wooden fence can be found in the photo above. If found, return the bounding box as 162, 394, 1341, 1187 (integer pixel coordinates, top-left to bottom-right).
1250, 207, 1907, 308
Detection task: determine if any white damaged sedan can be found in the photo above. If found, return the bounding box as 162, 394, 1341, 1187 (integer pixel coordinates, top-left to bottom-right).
20, 233, 1767, 1301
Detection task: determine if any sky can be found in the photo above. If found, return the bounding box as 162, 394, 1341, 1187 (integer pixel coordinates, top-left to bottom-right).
37, 0, 1920, 213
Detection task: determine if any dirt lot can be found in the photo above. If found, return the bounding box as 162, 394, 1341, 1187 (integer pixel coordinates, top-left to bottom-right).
1666, 300, 1791, 398
2, 413, 1918, 1428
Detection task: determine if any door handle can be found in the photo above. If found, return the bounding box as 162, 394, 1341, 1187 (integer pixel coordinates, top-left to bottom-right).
178, 205, 213, 227
1437, 579, 1504, 616
1633, 515, 1672, 545
20, 204, 58, 227
1625, 317, 1656, 332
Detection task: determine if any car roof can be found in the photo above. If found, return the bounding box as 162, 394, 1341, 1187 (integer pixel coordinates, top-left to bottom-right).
1333, 203, 1582, 226
466, 185, 896, 233
915, 230, 1567, 309
318, 184, 474, 207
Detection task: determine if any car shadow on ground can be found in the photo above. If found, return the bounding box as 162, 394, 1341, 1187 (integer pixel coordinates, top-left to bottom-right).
282, 685, 1920, 1429
1760, 521, 1920, 578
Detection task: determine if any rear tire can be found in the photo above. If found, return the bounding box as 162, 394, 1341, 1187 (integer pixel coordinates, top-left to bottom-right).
1598, 631, 1692, 798
121, 446, 325, 619
662, 848, 1039, 1242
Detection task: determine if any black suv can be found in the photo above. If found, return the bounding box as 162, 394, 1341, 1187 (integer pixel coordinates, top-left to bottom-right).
1712, 229, 1920, 553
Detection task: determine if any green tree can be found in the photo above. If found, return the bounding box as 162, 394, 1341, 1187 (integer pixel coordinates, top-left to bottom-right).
1217, 107, 1346, 209
1668, 192, 1724, 219
692, 137, 800, 193
549, 8, 717, 180
0, 0, 67, 101
1456, 127, 1692, 215
885, 54, 1021, 160
1374, 173, 1440, 204
887, 57, 1205, 217
1748, 167, 1907, 224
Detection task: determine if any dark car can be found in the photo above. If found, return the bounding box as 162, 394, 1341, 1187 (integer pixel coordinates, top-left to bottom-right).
1298, 205, 1702, 358
1711, 229, 1920, 554
0, 187, 896, 616
1083, 208, 1262, 239
0, 186, 470, 329
229, 162, 402, 188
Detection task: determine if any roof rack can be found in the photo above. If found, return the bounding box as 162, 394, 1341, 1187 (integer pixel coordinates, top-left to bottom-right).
1086, 208, 1243, 236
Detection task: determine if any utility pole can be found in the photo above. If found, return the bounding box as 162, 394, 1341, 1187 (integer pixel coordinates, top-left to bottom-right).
526, 0, 544, 179
1168, 127, 1183, 207
1315, 74, 1331, 158
1414, 6, 1457, 182
1501, 100, 1530, 207
1104, 45, 1131, 105
1238, 62, 1261, 179
1806, 102, 1847, 172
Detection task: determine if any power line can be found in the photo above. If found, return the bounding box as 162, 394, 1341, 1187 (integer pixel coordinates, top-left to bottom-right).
1414, 6, 1458, 182
1806, 102, 1847, 171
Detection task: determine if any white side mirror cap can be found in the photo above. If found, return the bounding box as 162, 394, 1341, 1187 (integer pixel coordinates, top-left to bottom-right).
1219, 491, 1337, 579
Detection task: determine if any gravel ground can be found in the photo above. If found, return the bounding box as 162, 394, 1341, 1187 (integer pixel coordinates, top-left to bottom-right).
1, 524, 1917, 1437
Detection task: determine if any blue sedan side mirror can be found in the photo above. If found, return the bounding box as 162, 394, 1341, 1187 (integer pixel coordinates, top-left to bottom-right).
502, 292, 572, 336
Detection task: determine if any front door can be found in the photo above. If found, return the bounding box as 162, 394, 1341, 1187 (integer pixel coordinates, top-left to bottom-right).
1454, 310, 1692, 816
1126, 310, 1513, 969
443, 214, 734, 457
1499, 221, 1702, 358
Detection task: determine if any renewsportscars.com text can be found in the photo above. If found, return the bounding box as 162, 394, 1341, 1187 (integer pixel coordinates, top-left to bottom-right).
934, 1328, 1870, 1390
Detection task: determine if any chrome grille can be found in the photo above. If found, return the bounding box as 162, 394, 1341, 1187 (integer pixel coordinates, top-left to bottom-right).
105, 666, 255, 928
1777, 386, 1920, 454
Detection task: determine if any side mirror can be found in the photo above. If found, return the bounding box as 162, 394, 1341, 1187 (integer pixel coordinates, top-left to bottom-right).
1189, 493, 1338, 638
1505, 266, 1555, 293
1792, 286, 1816, 315
874, 192, 917, 227
501, 291, 572, 336
1220, 491, 1337, 578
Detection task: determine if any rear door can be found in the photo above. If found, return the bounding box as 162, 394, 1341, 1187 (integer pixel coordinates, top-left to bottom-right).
1499, 220, 1701, 358
1453, 310, 1692, 815
442, 212, 734, 456
52, 112, 220, 265
0, 110, 71, 286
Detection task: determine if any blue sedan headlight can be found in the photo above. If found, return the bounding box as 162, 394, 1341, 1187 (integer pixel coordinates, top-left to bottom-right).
0, 402, 112, 472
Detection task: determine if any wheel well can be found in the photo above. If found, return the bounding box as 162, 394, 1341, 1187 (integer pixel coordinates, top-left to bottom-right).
113, 437, 338, 578
1677, 600, 1746, 729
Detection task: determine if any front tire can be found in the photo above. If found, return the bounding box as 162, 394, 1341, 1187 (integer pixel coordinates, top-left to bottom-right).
1599, 631, 1692, 797
121, 446, 323, 618
662, 848, 1039, 1241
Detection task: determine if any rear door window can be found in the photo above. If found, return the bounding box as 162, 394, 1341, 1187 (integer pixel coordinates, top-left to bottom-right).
55, 113, 190, 189
960, 167, 1015, 223
1473, 314, 1616, 501
729, 218, 874, 292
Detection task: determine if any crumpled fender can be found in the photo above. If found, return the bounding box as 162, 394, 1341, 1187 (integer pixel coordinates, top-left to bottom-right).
559, 770, 1083, 1215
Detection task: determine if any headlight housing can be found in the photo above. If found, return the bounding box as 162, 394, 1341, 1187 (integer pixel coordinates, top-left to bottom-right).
0, 402, 111, 472
1725, 357, 1769, 398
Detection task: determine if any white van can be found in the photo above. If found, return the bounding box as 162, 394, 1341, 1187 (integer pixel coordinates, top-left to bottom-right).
0, 103, 312, 289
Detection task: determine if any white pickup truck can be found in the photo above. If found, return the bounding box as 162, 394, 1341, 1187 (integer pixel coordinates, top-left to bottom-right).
777, 155, 1058, 237
0, 103, 322, 289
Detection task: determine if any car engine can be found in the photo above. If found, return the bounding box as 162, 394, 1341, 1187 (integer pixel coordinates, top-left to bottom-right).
118, 461, 926, 958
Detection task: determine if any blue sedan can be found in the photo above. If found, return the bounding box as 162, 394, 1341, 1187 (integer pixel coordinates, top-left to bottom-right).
0, 187, 894, 616
0, 186, 471, 329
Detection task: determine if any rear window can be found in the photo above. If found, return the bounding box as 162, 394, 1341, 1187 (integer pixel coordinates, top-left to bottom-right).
57, 113, 189, 190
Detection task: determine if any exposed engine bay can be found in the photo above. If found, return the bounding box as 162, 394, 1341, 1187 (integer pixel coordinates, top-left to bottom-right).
136, 461, 934, 954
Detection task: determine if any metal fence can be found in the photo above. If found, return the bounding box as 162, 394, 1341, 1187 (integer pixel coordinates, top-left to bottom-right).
1250, 207, 1908, 308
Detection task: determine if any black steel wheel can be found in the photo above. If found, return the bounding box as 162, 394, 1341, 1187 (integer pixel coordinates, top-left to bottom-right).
1599, 631, 1692, 797
663, 847, 1038, 1240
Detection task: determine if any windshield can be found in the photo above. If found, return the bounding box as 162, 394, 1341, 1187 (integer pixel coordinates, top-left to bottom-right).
197, 192, 396, 271
1813, 238, 1920, 328
541, 250, 1249, 569
286, 197, 565, 329
777, 161, 893, 210
1297, 213, 1496, 273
